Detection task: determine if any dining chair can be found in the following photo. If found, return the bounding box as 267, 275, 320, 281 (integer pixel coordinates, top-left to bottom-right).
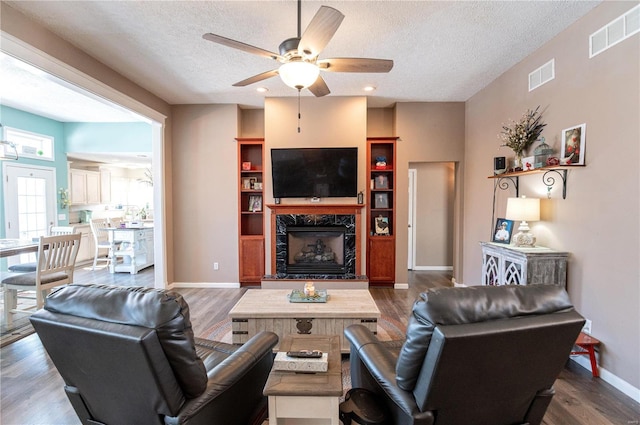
1, 233, 81, 328
7, 225, 78, 273
89, 218, 113, 270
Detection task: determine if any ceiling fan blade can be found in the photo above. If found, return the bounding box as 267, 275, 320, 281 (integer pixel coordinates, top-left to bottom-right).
308, 75, 330, 97
318, 58, 394, 73
203, 33, 283, 61
298, 6, 345, 58
233, 69, 279, 87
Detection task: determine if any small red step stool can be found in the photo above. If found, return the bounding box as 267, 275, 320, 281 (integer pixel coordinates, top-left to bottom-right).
571, 332, 601, 377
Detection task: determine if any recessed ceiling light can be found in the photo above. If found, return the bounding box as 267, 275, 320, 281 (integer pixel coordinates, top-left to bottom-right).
363, 86, 376, 92
257, 87, 269, 93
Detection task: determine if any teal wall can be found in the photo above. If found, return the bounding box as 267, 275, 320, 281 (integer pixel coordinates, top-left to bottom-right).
1, 105, 68, 236
0, 106, 153, 237
65, 122, 152, 152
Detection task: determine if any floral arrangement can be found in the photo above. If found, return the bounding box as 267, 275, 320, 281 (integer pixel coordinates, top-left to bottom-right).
59, 188, 71, 209
499, 106, 547, 158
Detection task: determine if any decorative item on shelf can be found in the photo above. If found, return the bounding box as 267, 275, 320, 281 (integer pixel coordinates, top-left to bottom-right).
374, 174, 389, 189
253, 182, 262, 190
560, 123, 586, 165
505, 196, 540, 247
357, 191, 364, 204
499, 106, 547, 171
522, 156, 535, 171
59, 188, 71, 209
242, 161, 252, 171
374, 156, 387, 169
494, 156, 506, 175
534, 137, 554, 168
546, 157, 560, 166
374, 215, 390, 235
248, 195, 262, 212
374, 193, 389, 209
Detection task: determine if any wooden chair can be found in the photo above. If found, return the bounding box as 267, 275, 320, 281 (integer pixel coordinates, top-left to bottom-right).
7, 225, 78, 273
89, 218, 113, 270
1, 233, 81, 327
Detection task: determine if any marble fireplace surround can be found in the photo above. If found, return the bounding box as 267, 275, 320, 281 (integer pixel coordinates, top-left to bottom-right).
266, 204, 365, 280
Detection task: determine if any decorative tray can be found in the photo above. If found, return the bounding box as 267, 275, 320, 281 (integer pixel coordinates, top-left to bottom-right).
288, 289, 329, 303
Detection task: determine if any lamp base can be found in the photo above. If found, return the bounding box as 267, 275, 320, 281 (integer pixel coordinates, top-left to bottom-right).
512, 231, 536, 247
511, 221, 536, 247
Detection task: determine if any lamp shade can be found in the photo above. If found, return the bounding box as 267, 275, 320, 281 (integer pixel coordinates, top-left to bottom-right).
279, 61, 320, 90
505, 197, 540, 222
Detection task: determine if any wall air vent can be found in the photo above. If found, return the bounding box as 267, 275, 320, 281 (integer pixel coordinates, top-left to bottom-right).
528, 59, 555, 92
590, 4, 640, 58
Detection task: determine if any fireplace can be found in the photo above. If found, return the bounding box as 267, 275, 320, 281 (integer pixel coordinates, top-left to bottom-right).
270, 205, 362, 279
286, 226, 346, 275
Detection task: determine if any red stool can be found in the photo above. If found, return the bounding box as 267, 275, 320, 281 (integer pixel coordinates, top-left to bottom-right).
571, 332, 601, 377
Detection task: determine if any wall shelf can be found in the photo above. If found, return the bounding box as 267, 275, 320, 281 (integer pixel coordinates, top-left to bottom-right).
487, 165, 583, 200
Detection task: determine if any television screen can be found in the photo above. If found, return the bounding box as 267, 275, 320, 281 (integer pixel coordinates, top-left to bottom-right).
271, 147, 358, 198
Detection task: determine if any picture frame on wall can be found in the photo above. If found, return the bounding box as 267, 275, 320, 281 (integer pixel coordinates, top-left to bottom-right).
374, 174, 389, 189
492, 218, 514, 244
561, 123, 586, 165
374, 193, 389, 209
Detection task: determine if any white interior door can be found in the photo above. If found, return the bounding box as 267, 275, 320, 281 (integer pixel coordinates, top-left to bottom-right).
3, 163, 57, 265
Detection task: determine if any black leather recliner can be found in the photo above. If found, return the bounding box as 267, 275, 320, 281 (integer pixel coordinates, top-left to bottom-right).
30, 283, 279, 425
345, 284, 585, 425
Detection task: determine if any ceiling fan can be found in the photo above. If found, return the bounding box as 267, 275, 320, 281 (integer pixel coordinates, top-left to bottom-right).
202, 0, 393, 97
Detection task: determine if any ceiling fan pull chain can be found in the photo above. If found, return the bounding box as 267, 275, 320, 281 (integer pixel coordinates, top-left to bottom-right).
297, 89, 301, 133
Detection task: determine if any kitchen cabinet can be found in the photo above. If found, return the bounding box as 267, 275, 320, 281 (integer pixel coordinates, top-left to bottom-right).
100, 169, 112, 204
72, 224, 95, 264
69, 169, 101, 204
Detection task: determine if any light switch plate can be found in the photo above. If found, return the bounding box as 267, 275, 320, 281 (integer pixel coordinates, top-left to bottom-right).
58, 214, 66, 220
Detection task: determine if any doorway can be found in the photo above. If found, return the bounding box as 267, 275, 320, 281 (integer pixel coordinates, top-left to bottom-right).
408, 162, 455, 271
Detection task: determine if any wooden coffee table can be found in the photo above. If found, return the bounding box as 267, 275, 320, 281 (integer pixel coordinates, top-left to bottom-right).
263, 334, 342, 424
229, 289, 380, 353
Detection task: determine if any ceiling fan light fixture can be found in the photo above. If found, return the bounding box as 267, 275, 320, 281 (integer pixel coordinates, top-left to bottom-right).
363, 85, 376, 92
279, 61, 320, 90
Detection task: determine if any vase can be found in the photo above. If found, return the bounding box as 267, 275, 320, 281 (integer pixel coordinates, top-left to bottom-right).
514, 152, 523, 169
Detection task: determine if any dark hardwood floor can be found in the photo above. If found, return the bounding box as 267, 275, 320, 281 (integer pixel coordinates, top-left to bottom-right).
1, 268, 638, 424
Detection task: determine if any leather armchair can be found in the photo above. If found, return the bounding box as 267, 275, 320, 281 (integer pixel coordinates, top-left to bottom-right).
30, 283, 278, 425
345, 285, 585, 425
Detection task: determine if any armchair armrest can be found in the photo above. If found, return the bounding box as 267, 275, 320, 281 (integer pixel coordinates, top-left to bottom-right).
165, 331, 278, 425
345, 325, 434, 424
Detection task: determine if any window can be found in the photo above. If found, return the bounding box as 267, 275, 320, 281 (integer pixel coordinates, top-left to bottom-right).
4, 126, 54, 161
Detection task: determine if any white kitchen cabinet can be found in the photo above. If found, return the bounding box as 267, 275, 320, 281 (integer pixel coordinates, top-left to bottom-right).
69, 169, 101, 205
72, 224, 95, 264
480, 242, 569, 288
100, 169, 112, 204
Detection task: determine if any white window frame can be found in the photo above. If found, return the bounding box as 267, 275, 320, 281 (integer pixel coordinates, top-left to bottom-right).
3, 126, 55, 161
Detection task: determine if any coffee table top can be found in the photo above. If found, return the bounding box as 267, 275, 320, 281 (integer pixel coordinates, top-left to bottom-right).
229, 289, 380, 319
263, 334, 342, 397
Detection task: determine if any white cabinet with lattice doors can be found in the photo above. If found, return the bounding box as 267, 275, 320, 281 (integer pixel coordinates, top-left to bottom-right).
480, 242, 569, 288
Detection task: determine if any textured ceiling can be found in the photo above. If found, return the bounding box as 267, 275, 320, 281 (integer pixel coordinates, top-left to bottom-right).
1, 0, 602, 122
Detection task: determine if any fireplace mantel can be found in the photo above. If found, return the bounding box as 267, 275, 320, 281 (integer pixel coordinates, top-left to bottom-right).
267, 204, 364, 277
266, 204, 365, 215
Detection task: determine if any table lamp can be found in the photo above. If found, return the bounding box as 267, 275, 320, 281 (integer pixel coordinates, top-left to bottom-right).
505, 196, 540, 247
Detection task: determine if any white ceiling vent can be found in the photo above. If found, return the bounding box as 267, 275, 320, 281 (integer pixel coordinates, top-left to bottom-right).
528, 59, 555, 92
590, 4, 640, 58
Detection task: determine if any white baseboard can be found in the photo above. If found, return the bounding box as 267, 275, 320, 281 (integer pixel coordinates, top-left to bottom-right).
570, 356, 640, 403
394, 283, 409, 289
412, 266, 453, 271
169, 282, 240, 289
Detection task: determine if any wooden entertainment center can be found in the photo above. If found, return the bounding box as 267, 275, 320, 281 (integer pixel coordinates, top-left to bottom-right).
236, 137, 398, 287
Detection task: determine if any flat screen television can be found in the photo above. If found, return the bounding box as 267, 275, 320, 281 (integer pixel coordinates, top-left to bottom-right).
271, 147, 358, 198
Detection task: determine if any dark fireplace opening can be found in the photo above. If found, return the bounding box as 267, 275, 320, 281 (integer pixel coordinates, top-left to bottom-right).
286, 226, 346, 275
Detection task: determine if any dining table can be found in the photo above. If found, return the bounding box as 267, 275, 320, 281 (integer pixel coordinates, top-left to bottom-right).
0, 239, 39, 258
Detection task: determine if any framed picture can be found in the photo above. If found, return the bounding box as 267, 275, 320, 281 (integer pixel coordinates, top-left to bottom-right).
493, 218, 514, 244
374, 174, 389, 189
248, 195, 262, 212
249, 177, 257, 189
253, 181, 262, 190
242, 178, 252, 189
522, 156, 535, 171
561, 123, 586, 165
374, 193, 389, 209
374, 216, 390, 235
242, 161, 252, 171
